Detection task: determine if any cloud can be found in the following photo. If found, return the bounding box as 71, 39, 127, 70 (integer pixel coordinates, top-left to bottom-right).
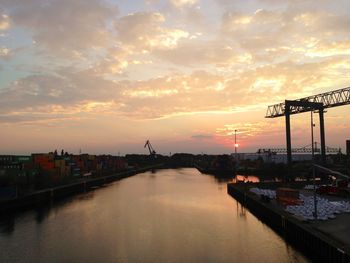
170, 0, 198, 8
216, 122, 272, 139
1, 55, 348, 124
0, 0, 349, 127
0, 69, 229, 121
154, 40, 242, 67
304, 40, 350, 57
138, 4, 350, 71
0, 69, 124, 117
0, 114, 86, 127
115, 12, 189, 51
86, 46, 134, 77
3, 0, 118, 58
124, 57, 350, 119
0, 46, 11, 58
220, 6, 350, 64
191, 134, 213, 140
215, 120, 286, 148
0, 12, 10, 30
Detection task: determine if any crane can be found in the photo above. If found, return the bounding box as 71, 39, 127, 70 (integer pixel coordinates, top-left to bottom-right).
144, 140, 156, 158
257, 143, 340, 154
265, 87, 350, 165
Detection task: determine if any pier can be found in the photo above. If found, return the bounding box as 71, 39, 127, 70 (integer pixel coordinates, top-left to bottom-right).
227, 182, 350, 263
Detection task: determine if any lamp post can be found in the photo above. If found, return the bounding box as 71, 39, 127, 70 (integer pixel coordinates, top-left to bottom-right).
234, 129, 238, 167
311, 111, 318, 220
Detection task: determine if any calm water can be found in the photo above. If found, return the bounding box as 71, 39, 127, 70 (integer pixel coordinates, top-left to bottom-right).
0, 168, 311, 263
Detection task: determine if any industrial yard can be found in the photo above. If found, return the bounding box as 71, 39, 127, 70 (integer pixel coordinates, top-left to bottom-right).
228, 181, 350, 263
250, 185, 350, 245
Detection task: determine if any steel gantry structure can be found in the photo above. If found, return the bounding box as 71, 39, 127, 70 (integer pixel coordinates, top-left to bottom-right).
266, 87, 350, 167
257, 146, 340, 154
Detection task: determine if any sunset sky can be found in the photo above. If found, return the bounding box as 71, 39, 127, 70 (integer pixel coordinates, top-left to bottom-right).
0, 0, 349, 155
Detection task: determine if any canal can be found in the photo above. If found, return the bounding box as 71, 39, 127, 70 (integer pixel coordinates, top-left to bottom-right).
0, 168, 311, 262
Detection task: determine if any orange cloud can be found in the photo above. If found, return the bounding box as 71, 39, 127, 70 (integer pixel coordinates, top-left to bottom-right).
0, 13, 10, 30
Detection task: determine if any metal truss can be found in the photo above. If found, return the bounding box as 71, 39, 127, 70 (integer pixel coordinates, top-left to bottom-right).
257, 146, 340, 154
266, 87, 350, 118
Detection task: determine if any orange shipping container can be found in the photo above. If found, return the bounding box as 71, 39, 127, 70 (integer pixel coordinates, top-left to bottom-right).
42, 162, 55, 170
276, 188, 301, 206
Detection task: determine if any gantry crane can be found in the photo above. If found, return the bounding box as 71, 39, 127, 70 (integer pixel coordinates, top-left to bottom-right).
257, 144, 341, 154
144, 140, 157, 158
266, 87, 350, 166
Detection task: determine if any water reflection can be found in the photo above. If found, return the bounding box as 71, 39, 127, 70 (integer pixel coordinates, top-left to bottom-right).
236, 201, 247, 219
0, 168, 311, 263
35, 204, 52, 224
212, 175, 235, 183
0, 190, 96, 235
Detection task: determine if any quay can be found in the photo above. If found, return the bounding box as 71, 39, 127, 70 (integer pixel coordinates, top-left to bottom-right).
0, 164, 163, 213
227, 182, 350, 263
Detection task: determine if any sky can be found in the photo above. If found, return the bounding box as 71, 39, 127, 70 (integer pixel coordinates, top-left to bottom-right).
0, 0, 349, 155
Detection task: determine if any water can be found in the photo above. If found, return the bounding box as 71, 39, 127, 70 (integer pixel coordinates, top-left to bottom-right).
0, 168, 310, 263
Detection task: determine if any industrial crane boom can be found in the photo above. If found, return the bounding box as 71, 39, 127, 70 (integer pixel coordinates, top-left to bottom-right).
313, 164, 349, 180
144, 140, 156, 157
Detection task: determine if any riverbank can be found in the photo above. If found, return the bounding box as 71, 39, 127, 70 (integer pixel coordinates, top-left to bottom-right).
227, 182, 350, 263
0, 164, 163, 212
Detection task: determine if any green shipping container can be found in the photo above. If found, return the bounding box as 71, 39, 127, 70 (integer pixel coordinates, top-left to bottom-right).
14, 156, 32, 163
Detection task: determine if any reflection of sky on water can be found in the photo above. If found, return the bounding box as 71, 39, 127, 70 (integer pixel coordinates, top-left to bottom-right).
0, 168, 310, 263
146, 194, 228, 212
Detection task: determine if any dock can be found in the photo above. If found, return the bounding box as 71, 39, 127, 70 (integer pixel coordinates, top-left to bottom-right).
227, 182, 350, 263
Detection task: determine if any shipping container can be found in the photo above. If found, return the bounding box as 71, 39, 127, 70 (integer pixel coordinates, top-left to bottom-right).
54, 159, 65, 168
41, 162, 55, 170
14, 156, 32, 163
276, 188, 301, 206
0, 156, 14, 164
